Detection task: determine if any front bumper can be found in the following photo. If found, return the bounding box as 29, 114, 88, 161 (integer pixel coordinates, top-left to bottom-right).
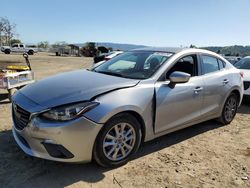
12, 115, 103, 163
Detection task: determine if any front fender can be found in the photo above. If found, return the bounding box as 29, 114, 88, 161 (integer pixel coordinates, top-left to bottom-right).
83, 84, 156, 141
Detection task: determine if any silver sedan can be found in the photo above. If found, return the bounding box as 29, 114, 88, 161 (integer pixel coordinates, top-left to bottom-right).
12, 48, 243, 167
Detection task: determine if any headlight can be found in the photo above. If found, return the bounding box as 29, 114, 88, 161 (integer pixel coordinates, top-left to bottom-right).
41, 102, 99, 121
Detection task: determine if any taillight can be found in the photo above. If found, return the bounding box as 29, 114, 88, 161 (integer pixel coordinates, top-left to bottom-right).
240, 72, 244, 78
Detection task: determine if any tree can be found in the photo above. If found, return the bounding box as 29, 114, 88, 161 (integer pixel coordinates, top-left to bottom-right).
190, 44, 197, 48
10, 38, 21, 45
0, 17, 17, 46
51, 41, 67, 48
38, 41, 49, 49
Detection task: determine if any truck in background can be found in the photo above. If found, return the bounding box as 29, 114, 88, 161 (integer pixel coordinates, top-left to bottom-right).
1, 43, 38, 55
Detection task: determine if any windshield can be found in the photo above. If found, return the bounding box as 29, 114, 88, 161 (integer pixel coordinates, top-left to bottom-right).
234, 58, 250, 69
92, 51, 173, 79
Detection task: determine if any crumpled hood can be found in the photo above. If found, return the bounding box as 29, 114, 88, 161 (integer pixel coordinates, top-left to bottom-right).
19, 69, 139, 109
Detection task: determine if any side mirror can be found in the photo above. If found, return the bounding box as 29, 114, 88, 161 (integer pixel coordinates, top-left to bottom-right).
169, 71, 191, 84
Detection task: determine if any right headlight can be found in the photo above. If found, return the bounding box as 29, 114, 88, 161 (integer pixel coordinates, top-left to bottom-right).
40, 101, 99, 121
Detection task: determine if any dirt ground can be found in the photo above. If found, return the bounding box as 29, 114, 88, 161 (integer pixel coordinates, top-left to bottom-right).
0, 53, 249, 188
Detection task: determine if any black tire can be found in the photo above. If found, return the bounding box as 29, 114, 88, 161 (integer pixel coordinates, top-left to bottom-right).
93, 113, 142, 167
218, 93, 239, 125
4, 49, 10, 54
28, 50, 34, 55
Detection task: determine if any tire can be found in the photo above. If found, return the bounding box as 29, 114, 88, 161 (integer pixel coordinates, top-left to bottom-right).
28, 50, 34, 55
4, 49, 10, 54
218, 93, 239, 125
93, 113, 142, 167
8, 88, 18, 102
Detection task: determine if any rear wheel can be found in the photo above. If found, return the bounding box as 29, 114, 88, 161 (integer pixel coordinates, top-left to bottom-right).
28, 50, 34, 55
218, 93, 238, 125
93, 113, 142, 167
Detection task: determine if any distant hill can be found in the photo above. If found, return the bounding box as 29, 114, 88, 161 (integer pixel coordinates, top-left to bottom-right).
74, 42, 147, 51
202, 45, 250, 57
73, 42, 250, 56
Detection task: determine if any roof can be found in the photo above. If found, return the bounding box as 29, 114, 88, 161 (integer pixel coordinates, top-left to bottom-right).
131, 47, 186, 53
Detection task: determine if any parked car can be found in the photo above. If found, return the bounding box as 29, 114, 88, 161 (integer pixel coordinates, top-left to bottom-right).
12, 48, 243, 167
223, 56, 241, 65
94, 51, 123, 63
234, 56, 250, 97
1, 43, 38, 55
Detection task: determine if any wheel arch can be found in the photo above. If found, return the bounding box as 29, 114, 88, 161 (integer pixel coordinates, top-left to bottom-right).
120, 110, 146, 143
231, 89, 241, 104
219, 87, 242, 116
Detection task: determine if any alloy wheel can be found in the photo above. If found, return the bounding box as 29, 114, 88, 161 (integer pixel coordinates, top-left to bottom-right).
102, 123, 136, 161
224, 96, 237, 122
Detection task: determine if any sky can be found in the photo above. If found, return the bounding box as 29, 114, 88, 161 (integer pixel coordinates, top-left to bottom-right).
1, 0, 250, 47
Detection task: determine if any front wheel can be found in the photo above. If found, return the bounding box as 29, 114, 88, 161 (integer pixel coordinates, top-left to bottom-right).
218, 93, 238, 125
93, 113, 142, 167
4, 49, 10, 54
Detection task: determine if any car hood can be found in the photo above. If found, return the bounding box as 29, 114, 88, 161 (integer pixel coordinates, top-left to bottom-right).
19, 69, 139, 109
240, 69, 250, 80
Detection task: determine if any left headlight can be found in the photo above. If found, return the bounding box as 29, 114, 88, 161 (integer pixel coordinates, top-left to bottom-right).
40, 102, 99, 121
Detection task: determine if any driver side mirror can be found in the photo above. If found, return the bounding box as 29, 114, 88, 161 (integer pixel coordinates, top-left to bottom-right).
169, 71, 191, 84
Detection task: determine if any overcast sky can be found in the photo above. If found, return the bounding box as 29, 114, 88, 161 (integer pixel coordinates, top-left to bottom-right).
1, 0, 250, 47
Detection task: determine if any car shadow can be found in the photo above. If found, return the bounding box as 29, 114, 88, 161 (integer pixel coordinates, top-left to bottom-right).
0, 93, 10, 104
135, 120, 222, 158
0, 120, 224, 188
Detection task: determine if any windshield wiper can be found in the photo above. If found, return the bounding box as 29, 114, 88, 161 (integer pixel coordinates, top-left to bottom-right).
95, 71, 126, 78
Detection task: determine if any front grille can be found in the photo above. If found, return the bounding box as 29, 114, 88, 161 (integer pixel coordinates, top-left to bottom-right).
13, 104, 31, 130
243, 81, 250, 90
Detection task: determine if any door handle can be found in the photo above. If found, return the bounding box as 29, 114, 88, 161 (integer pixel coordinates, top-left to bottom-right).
194, 87, 203, 94
223, 79, 229, 85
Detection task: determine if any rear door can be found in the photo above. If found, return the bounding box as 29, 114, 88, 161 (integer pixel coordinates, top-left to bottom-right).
199, 54, 231, 117
154, 54, 204, 133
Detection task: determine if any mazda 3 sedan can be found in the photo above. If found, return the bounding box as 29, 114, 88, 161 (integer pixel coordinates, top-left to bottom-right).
12, 48, 243, 167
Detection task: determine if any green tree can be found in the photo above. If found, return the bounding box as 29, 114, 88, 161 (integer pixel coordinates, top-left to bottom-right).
190, 44, 197, 48
38, 41, 49, 49
10, 38, 21, 45
51, 41, 67, 48
0, 17, 17, 46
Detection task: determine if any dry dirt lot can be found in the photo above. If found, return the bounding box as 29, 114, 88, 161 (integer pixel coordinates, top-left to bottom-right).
0, 53, 249, 188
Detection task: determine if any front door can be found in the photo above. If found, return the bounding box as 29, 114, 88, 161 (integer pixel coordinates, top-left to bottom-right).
154, 54, 204, 134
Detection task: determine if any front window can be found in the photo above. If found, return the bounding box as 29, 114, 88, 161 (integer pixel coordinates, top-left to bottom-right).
234, 58, 250, 69
166, 55, 198, 79
93, 51, 173, 79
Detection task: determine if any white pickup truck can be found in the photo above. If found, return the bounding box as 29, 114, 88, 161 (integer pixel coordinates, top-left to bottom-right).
1, 43, 38, 55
